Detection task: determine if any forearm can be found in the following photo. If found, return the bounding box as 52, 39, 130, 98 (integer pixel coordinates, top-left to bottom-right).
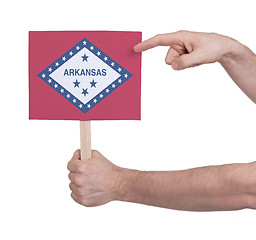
115, 162, 256, 211
219, 39, 256, 103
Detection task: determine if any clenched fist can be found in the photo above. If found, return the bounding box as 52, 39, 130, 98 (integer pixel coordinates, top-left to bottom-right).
67, 150, 123, 207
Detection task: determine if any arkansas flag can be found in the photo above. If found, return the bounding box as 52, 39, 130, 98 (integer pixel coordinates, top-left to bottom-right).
29, 31, 141, 120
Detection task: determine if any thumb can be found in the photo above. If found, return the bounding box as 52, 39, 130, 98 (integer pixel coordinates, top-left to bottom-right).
171, 51, 204, 70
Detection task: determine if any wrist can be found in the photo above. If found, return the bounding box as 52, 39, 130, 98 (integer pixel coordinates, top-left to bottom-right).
112, 167, 141, 202
218, 36, 248, 65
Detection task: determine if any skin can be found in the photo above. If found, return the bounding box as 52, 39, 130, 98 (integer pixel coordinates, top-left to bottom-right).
134, 31, 256, 104
68, 31, 256, 211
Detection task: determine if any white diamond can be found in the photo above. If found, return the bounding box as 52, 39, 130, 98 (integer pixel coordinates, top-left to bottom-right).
49, 47, 121, 105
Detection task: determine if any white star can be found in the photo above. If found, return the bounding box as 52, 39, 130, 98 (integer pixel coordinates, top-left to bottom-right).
111, 62, 115, 66
104, 56, 108, 61
118, 79, 122, 83
93, 99, 97, 103
124, 73, 128, 78
48, 67, 52, 72
62, 56, 66, 61
97, 51, 101, 56
55, 62, 59, 66
100, 94, 104, 98
79, 104, 83, 108
66, 94, 70, 98
60, 89, 64, 93
73, 99, 76, 103
76, 46, 80, 50
90, 46, 94, 50
54, 84, 58, 88
48, 79, 52, 83
112, 84, 116, 88
83, 41, 87, 45
42, 74, 46, 78
118, 67, 122, 72
106, 89, 110, 93
69, 51, 73, 56
87, 104, 91, 108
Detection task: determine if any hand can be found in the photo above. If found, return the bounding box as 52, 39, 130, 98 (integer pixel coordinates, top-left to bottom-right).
67, 150, 122, 207
134, 30, 238, 70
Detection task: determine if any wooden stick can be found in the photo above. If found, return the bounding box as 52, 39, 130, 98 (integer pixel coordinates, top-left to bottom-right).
80, 121, 91, 161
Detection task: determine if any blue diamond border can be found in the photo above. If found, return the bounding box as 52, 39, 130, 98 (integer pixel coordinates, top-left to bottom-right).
37, 37, 132, 114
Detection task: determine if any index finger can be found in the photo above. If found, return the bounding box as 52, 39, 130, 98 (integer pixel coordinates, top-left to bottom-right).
133, 33, 182, 52
67, 150, 81, 172
67, 159, 82, 172
71, 149, 81, 161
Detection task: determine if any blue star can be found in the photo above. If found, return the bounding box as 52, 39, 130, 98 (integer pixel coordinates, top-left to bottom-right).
81, 53, 89, 62
81, 88, 89, 96
90, 79, 97, 88
73, 79, 81, 88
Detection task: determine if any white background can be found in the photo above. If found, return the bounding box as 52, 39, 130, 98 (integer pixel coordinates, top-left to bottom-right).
0, 0, 256, 239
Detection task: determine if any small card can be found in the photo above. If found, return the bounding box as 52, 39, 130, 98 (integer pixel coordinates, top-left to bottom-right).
29, 31, 141, 120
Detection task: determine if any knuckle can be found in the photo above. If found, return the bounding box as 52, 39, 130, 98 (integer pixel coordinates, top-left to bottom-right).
152, 34, 161, 45
92, 149, 100, 156
154, 34, 162, 44
178, 58, 187, 68
73, 176, 83, 186
68, 172, 72, 180
82, 199, 93, 207
176, 30, 189, 40
70, 192, 77, 201
71, 193, 82, 204
76, 163, 86, 173
75, 187, 85, 197
70, 192, 74, 199
177, 30, 186, 34
67, 161, 72, 170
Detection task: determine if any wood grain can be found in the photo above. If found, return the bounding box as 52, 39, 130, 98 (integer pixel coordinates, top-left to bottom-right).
80, 121, 91, 161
